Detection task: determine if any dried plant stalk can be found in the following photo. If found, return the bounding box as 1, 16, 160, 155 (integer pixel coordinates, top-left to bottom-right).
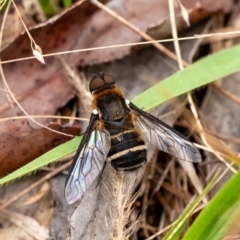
66, 157, 147, 240
111, 171, 140, 240
60, 59, 92, 117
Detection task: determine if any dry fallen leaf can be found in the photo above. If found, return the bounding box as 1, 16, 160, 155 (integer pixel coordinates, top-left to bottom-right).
0, 120, 80, 177
0, 0, 232, 178
23, 182, 50, 205
0, 0, 233, 125
0, 1, 235, 239
0, 209, 50, 240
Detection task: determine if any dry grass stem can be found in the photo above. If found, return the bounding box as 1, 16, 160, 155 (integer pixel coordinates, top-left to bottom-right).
0, 7, 76, 137
91, 0, 188, 67
60, 59, 92, 116
0, 161, 71, 211
0, 115, 88, 122
213, 83, 240, 105
1, 1, 240, 239
168, 0, 185, 71
0, 42, 74, 138
145, 161, 234, 239
110, 171, 140, 240
176, 0, 190, 27
0, 209, 49, 239
168, 0, 237, 174
151, 159, 174, 199
1, 32, 240, 65
1, 5, 66, 155
179, 109, 239, 159
188, 94, 237, 174
200, 27, 240, 44
204, 130, 240, 145
11, 0, 45, 63
168, 0, 206, 201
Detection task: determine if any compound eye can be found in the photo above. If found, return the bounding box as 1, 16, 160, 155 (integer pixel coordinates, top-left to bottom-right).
103, 74, 115, 84
89, 77, 104, 93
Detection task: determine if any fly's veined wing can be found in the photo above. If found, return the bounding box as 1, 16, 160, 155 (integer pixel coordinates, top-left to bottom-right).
130, 102, 201, 163
65, 128, 110, 204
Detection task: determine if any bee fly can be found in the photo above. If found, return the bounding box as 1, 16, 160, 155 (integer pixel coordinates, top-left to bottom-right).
65, 73, 202, 204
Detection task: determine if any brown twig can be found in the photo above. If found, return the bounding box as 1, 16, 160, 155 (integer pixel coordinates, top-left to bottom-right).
0, 161, 71, 211
150, 159, 174, 199
213, 83, 240, 105
141, 149, 158, 238
90, 0, 188, 67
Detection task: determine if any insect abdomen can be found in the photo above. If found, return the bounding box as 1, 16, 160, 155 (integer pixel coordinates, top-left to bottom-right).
107, 130, 147, 170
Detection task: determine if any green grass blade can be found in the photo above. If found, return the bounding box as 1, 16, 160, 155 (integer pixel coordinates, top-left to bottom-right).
62, 0, 72, 8
132, 44, 240, 110
0, 0, 10, 12
0, 137, 81, 185
38, 0, 58, 17
1, 44, 240, 185
163, 171, 219, 240
183, 171, 240, 240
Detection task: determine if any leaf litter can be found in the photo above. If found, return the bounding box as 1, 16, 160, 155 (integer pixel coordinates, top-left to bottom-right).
0, 0, 239, 239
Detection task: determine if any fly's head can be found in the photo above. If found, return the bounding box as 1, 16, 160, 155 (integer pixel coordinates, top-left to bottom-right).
89, 73, 116, 94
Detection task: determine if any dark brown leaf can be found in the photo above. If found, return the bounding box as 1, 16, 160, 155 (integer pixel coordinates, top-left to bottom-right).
0, 120, 80, 177
0, 0, 232, 122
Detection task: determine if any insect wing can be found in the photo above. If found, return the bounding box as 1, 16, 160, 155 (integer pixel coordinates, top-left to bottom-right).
65, 128, 110, 204
130, 102, 201, 163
